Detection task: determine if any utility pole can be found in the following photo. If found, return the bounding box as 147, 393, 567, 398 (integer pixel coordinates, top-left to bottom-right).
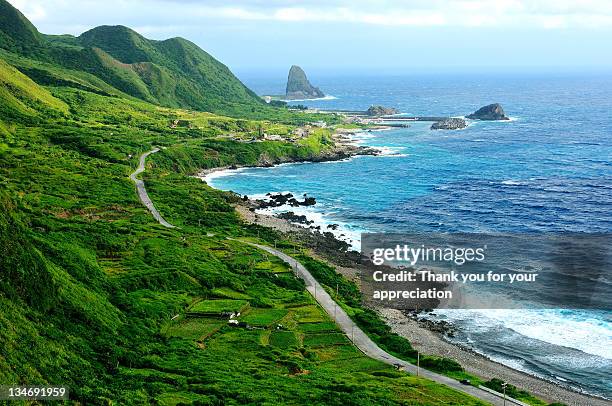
334, 302, 337, 320
417, 351, 420, 376
502, 382, 507, 406
351, 324, 354, 342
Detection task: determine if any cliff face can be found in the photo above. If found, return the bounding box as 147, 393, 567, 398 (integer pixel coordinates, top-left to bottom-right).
285, 65, 324, 100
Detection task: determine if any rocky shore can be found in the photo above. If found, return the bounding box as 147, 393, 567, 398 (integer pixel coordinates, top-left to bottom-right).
381, 309, 608, 406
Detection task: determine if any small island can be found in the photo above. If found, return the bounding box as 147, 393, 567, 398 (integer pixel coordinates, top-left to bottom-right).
467, 103, 510, 120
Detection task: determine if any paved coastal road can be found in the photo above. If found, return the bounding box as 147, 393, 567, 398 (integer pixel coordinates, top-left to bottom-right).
246, 242, 528, 406
131, 149, 522, 406
130, 148, 176, 228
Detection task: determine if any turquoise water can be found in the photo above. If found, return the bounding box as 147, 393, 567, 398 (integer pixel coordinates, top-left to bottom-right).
210, 73, 612, 398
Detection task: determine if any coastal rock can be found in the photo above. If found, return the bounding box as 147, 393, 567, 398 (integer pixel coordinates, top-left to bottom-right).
466, 103, 510, 120
431, 118, 467, 130
275, 212, 313, 225
255, 193, 317, 209
285, 65, 325, 100
366, 105, 399, 116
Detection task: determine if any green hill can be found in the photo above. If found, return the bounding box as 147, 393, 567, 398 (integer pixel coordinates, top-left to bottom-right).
0, 0, 265, 117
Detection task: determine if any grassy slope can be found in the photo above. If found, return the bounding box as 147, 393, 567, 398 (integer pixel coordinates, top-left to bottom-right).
0, 57, 489, 405
0, 57, 68, 120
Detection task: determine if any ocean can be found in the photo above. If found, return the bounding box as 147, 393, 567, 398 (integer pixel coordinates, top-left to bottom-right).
208, 72, 612, 398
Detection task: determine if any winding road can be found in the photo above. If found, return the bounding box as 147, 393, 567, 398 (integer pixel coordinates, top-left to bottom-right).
130, 148, 176, 228
245, 242, 530, 406
132, 149, 527, 406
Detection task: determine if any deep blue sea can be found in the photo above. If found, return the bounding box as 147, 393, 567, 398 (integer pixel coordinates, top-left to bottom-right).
209, 72, 612, 398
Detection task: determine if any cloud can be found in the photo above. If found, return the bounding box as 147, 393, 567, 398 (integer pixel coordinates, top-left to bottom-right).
8, 0, 612, 36
8, 0, 46, 22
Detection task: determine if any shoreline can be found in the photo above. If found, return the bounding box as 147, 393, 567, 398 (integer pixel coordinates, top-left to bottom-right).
196, 132, 609, 406
198, 129, 382, 179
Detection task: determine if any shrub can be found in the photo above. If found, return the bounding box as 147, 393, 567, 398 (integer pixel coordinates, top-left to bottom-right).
420, 356, 463, 373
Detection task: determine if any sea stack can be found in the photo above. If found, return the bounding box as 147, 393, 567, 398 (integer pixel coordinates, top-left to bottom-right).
467, 103, 510, 120
285, 65, 324, 100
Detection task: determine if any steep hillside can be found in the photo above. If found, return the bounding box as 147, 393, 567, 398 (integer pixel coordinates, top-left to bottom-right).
0, 57, 68, 120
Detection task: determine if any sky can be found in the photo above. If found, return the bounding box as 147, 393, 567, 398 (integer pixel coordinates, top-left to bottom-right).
9, 0, 612, 74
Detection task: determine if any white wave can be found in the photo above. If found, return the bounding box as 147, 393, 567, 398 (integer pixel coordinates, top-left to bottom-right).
281, 95, 338, 102
371, 146, 408, 157
318, 157, 355, 164
501, 179, 524, 186
345, 132, 376, 146
435, 309, 612, 360
199, 167, 246, 186
252, 195, 366, 250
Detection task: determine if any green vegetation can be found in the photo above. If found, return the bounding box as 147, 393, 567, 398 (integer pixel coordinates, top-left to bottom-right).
303, 333, 351, 347
298, 322, 339, 333
240, 308, 288, 327
164, 319, 225, 340
188, 299, 249, 314
269, 331, 299, 349
0, 0, 44, 54
0, 57, 68, 121
419, 356, 464, 374
0, 1, 552, 404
